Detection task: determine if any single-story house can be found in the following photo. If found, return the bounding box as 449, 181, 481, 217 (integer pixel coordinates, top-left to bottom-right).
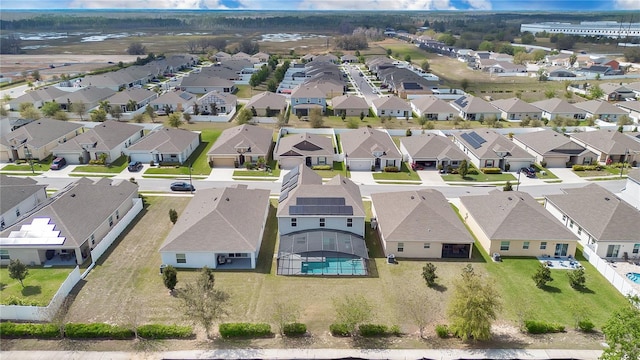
8, 87, 67, 111
512, 129, 596, 167
569, 129, 640, 164
275, 132, 334, 170
0, 118, 84, 162
490, 98, 543, 122
400, 133, 468, 169
451, 96, 501, 121
0, 175, 48, 230
244, 92, 288, 117
600, 83, 636, 101
340, 127, 402, 171
544, 184, 640, 259
371, 189, 474, 259
371, 95, 412, 118
452, 129, 535, 171
410, 96, 455, 121
573, 100, 628, 122
459, 190, 578, 257
331, 95, 369, 118
616, 101, 640, 122
55, 86, 116, 112
149, 90, 197, 114
52, 121, 144, 164
531, 98, 586, 121
620, 169, 640, 210
105, 88, 158, 113
207, 124, 274, 167
124, 128, 200, 165
180, 74, 236, 94
159, 185, 270, 269
0, 178, 139, 266
195, 91, 237, 115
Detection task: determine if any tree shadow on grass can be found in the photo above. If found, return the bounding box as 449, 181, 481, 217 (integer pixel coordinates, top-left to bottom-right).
0, 282, 6, 290
541, 285, 561, 293
21, 285, 41, 296
576, 286, 595, 294
430, 283, 448, 293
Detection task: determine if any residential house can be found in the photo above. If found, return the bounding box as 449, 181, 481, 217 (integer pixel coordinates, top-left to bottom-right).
180, 74, 236, 94
290, 86, 326, 116
377, 68, 436, 98
579, 65, 621, 77
305, 79, 345, 99
371, 95, 412, 118
459, 190, 578, 257
513, 129, 596, 167
400, 133, 468, 169
616, 101, 640, 122
371, 189, 474, 258
573, 100, 628, 122
340, 127, 402, 171
490, 98, 543, 122
531, 98, 586, 121
0, 118, 83, 162
8, 87, 67, 110
105, 88, 158, 113
125, 128, 200, 165
149, 90, 197, 114
410, 96, 455, 120
452, 129, 535, 170
341, 54, 359, 63
544, 184, 640, 259
276, 165, 368, 275
195, 91, 237, 115
331, 95, 369, 118
275, 133, 334, 170
620, 169, 640, 209
251, 52, 270, 63
52, 121, 144, 164
451, 96, 501, 121
569, 129, 640, 164
244, 92, 288, 117
55, 86, 116, 112
0, 175, 47, 230
159, 185, 270, 269
207, 124, 273, 167
600, 83, 636, 101
213, 51, 231, 62
0, 178, 139, 266
548, 69, 577, 78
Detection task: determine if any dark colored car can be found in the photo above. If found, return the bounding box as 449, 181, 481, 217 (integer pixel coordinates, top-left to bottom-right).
519, 167, 536, 178
170, 181, 195, 192
50, 157, 66, 170
128, 161, 143, 172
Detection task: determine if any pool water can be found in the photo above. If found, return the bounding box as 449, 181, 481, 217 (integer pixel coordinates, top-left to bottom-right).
626, 272, 640, 284
301, 257, 366, 275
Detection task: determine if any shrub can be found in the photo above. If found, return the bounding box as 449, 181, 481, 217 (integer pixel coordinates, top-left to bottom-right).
329, 323, 351, 337
467, 168, 479, 175
136, 324, 192, 339
218, 323, 272, 338
577, 319, 595, 333
65, 323, 134, 339
480, 167, 502, 174
0, 322, 60, 338
540, 161, 547, 168
524, 320, 565, 334
384, 166, 399, 172
311, 165, 332, 170
3, 296, 40, 306
389, 325, 401, 336
435, 324, 449, 338
283, 322, 307, 336
358, 324, 388, 337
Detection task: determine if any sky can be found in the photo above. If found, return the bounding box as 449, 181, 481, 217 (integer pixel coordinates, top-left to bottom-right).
2, 0, 640, 11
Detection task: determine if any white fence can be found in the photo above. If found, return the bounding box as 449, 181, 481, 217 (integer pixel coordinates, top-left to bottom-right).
190, 106, 236, 122
89, 197, 143, 265
0, 266, 81, 321
582, 246, 639, 298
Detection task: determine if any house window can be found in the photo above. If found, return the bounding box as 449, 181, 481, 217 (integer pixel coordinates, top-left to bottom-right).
347, 218, 353, 227
108, 216, 113, 227
397, 242, 404, 252
116, 210, 120, 220
320, 218, 325, 227
633, 244, 640, 254
562, 215, 567, 221
577, 227, 582, 235
540, 242, 547, 250
90, 234, 95, 245
500, 241, 510, 251
485, 160, 494, 167
176, 253, 186, 264
523, 242, 530, 250
15, 208, 20, 217
386, 160, 394, 167
424, 243, 431, 249
569, 220, 574, 228
0, 218, 4, 230
318, 157, 327, 165
381, 110, 385, 115
291, 218, 297, 227
0, 249, 9, 260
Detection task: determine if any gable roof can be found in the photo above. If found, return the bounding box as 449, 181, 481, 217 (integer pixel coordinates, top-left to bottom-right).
10, 87, 67, 104
452, 96, 499, 114
106, 88, 157, 105
401, 133, 468, 160
56, 86, 116, 105
276, 133, 334, 157
411, 96, 456, 114
569, 129, 640, 154
245, 91, 287, 110
341, 128, 401, 159
513, 129, 586, 155
453, 129, 534, 160
181, 74, 234, 88
628, 169, 640, 184
331, 95, 369, 110
1, 118, 83, 149
460, 191, 577, 241
491, 98, 542, 114
545, 184, 640, 241
372, 189, 473, 244
371, 95, 412, 111
207, 124, 273, 157
149, 90, 196, 106
53, 121, 143, 152
127, 128, 199, 153
573, 100, 628, 115
291, 85, 325, 99
159, 185, 270, 253
531, 98, 585, 115
0, 175, 46, 216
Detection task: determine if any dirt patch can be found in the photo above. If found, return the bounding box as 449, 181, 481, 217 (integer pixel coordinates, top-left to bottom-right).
1, 54, 141, 79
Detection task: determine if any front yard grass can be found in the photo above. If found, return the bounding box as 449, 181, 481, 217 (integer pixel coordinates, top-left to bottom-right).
72, 155, 128, 173
442, 171, 516, 182
313, 161, 349, 178
233, 159, 281, 177
1, 155, 53, 172
144, 128, 222, 176
531, 164, 558, 180
0, 267, 73, 306
372, 162, 420, 181
572, 165, 629, 178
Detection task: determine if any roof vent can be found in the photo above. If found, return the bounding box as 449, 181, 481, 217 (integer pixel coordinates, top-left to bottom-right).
214, 197, 217, 201
508, 197, 512, 200
411, 196, 415, 200
604, 197, 610, 201
70, 194, 76, 197
226, 197, 229, 201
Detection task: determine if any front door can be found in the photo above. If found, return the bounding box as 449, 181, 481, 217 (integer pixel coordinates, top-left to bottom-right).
554, 243, 568, 257
606, 245, 620, 258
374, 158, 381, 170
305, 157, 312, 167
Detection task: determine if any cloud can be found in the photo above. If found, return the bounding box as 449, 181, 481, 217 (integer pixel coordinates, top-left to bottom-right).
295, 0, 457, 10
463, 0, 492, 10
614, 0, 640, 10
66, 0, 227, 9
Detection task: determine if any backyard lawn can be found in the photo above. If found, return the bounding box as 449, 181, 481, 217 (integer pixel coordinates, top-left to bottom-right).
144, 128, 222, 176
0, 267, 73, 306
372, 162, 420, 181
72, 155, 128, 173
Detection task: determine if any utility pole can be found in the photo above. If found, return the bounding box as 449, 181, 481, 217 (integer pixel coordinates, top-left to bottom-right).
620, 149, 628, 178
24, 145, 34, 174
188, 160, 193, 193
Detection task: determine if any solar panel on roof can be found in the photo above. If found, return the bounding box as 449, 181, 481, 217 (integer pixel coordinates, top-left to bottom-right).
179, 92, 193, 100
289, 205, 354, 215
469, 131, 487, 144
278, 190, 289, 203
297, 197, 345, 206
461, 133, 482, 149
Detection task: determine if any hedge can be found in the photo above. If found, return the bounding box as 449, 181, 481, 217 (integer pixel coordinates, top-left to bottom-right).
329, 323, 351, 337
435, 324, 449, 338
383, 166, 399, 173
480, 167, 502, 174
467, 168, 479, 175
578, 319, 595, 333
65, 323, 134, 339
572, 164, 601, 171
524, 320, 565, 334
283, 322, 306, 336
137, 324, 193, 339
311, 165, 332, 170
0, 322, 60, 338
359, 324, 388, 337
218, 322, 272, 338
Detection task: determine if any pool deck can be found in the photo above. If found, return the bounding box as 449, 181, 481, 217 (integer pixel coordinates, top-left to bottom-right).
537, 255, 582, 270
610, 260, 640, 294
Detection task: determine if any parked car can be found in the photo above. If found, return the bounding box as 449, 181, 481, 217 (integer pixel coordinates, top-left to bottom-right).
128, 161, 143, 172
50, 157, 67, 170
170, 181, 195, 192
518, 167, 536, 178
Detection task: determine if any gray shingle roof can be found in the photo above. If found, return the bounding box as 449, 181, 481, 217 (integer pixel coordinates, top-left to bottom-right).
1, 118, 83, 149
628, 169, 640, 183
460, 191, 578, 241
490, 97, 543, 114
570, 129, 640, 154
127, 128, 200, 153
291, 85, 325, 99
401, 133, 468, 160
531, 98, 584, 115
453, 129, 534, 160
245, 92, 287, 110
545, 184, 640, 241
0, 175, 46, 215
56, 86, 116, 104
452, 96, 499, 113
106, 88, 157, 105
411, 96, 456, 114
371, 95, 412, 111
276, 133, 334, 157
331, 95, 369, 110
372, 189, 473, 244
573, 100, 628, 115
207, 124, 273, 157
513, 129, 586, 155
53, 121, 143, 152
341, 128, 401, 159
159, 186, 270, 253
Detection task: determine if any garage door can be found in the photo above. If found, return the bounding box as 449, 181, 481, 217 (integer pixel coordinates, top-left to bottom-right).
129, 153, 153, 164
211, 157, 236, 168
543, 157, 567, 168
53, 152, 82, 164
279, 158, 303, 170
348, 160, 371, 171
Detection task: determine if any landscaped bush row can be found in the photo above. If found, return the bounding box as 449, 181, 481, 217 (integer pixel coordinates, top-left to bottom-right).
3, 296, 41, 306
383, 166, 399, 172
358, 323, 401, 337
137, 324, 193, 339
480, 167, 502, 174
0, 322, 193, 340
65, 323, 134, 339
218, 322, 272, 338
524, 320, 565, 334
0, 322, 60, 338
329, 323, 351, 337
577, 319, 596, 333
311, 165, 332, 170
572, 164, 602, 171
283, 322, 307, 336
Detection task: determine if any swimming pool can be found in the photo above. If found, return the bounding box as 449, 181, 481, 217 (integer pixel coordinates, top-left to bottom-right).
301, 257, 367, 275
626, 272, 640, 284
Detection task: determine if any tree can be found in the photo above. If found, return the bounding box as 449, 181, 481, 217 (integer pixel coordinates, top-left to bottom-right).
460, 78, 470, 92
402, 289, 436, 338
601, 296, 640, 360
404, 54, 412, 63
447, 265, 501, 341
567, 268, 586, 289
71, 102, 87, 121
332, 294, 373, 336
618, 115, 633, 126
90, 109, 108, 122
31, 70, 41, 81
8, 259, 29, 288
163, 265, 178, 292
624, 47, 640, 63
569, 54, 578, 67
176, 266, 229, 338
503, 181, 513, 191
532, 262, 553, 288
126, 100, 138, 112
98, 100, 110, 112
237, 38, 259, 54
422, 263, 438, 287
182, 112, 191, 123
267, 79, 278, 92
309, 108, 324, 128
168, 112, 183, 128
520, 32, 535, 44
53, 111, 68, 121
236, 107, 253, 125
169, 208, 178, 224
589, 85, 605, 100
109, 106, 123, 121
145, 104, 157, 123
41, 101, 61, 117
133, 113, 145, 123
127, 42, 146, 55
270, 300, 300, 336
360, 111, 365, 121
458, 159, 469, 178
385, 48, 392, 56
420, 60, 430, 73
20, 105, 42, 120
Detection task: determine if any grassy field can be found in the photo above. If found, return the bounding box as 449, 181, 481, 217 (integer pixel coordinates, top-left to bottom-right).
0, 267, 73, 306
372, 162, 420, 181
73, 155, 128, 173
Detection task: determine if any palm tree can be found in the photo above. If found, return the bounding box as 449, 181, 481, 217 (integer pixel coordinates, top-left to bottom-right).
98, 100, 110, 112
126, 100, 138, 112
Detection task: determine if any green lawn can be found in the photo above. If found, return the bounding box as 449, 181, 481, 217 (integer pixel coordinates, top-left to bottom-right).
0, 267, 73, 306
442, 171, 516, 182
373, 162, 420, 181
73, 155, 128, 173
1, 155, 52, 172
234, 85, 254, 99
313, 161, 349, 178
233, 159, 281, 177
531, 164, 558, 180
144, 129, 222, 176
573, 166, 629, 178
